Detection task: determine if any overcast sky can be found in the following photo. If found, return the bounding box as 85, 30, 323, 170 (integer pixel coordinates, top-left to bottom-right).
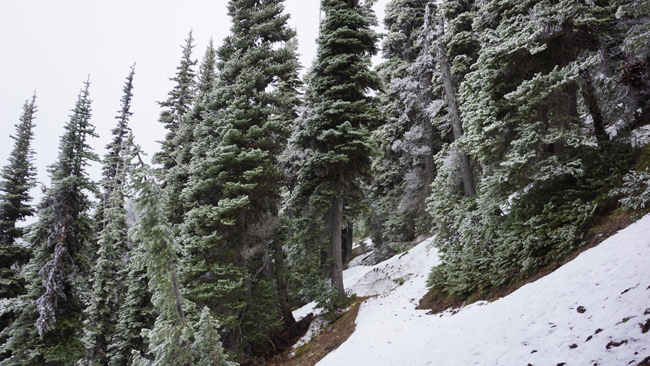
0, 0, 389, 223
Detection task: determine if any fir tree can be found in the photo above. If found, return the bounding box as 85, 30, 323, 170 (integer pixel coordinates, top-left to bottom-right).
153, 30, 197, 173
425, 0, 637, 297
294, 0, 381, 296
81, 168, 128, 366
106, 239, 154, 366
369, 0, 438, 251
128, 145, 236, 366
81, 66, 136, 365
2, 80, 98, 365
180, 0, 300, 351
0, 94, 38, 361
165, 40, 217, 229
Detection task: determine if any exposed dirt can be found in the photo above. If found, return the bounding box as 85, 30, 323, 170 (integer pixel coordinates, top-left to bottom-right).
417, 210, 639, 313
638, 356, 650, 366
267, 298, 368, 366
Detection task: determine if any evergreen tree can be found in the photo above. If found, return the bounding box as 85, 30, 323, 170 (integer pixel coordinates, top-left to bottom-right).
426, 0, 637, 297
369, 0, 438, 252
1, 80, 98, 365
180, 0, 300, 351
106, 239, 154, 366
81, 66, 136, 365
81, 169, 128, 366
165, 40, 217, 229
128, 145, 236, 366
294, 0, 381, 296
0, 94, 38, 361
153, 30, 197, 174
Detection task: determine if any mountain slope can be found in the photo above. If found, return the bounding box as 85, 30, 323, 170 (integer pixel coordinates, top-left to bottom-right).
309, 214, 650, 366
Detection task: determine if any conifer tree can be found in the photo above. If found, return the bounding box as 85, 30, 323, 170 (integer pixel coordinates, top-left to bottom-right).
180, 0, 300, 351
153, 30, 197, 174
435, 1, 476, 196
81, 66, 136, 365
0, 94, 38, 361
106, 239, 154, 366
0, 95, 38, 254
165, 40, 217, 229
128, 145, 235, 366
370, 0, 437, 249
1, 80, 98, 365
425, 0, 636, 297
294, 0, 381, 296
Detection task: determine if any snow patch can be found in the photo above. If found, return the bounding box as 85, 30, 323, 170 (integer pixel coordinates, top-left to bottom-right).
316, 215, 650, 366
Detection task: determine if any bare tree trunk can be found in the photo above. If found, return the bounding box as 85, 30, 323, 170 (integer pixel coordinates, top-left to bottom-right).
437, 40, 476, 197
580, 69, 607, 142
329, 188, 345, 297
342, 222, 353, 263
272, 238, 295, 325
169, 260, 186, 324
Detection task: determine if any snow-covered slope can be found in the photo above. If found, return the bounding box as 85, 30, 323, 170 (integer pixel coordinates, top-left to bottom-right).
309, 214, 650, 366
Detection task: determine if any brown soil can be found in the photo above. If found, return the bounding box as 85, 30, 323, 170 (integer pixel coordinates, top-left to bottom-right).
417, 209, 639, 313
267, 298, 368, 366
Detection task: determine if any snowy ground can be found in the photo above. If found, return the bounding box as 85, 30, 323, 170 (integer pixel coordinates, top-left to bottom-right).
294, 214, 650, 366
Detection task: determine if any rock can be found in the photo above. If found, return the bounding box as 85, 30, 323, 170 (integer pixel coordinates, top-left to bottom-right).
577, 306, 587, 313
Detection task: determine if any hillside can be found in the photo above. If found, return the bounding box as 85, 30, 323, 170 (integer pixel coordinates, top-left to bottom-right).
292, 214, 650, 366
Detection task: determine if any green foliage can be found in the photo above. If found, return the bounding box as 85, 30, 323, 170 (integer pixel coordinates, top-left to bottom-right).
611, 168, 650, 210
0, 94, 38, 361
82, 66, 137, 366
180, 0, 300, 352
299, 265, 355, 322
241, 279, 282, 348
106, 242, 154, 366
368, 0, 436, 253
192, 307, 237, 366
1, 80, 98, 365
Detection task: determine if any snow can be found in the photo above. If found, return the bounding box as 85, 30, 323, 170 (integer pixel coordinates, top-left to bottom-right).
309, 214, 650, 366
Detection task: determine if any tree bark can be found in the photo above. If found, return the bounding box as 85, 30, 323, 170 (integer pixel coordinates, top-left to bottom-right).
329, 188, 345, 297
437, 40, 476, 197
272, 238, 295, 326
579, 69, 607, 142
342, 222, 353, 263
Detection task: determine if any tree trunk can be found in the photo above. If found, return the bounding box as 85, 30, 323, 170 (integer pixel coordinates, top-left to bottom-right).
579, 69, 607, 142
342, 222, 353, 263
437, 40, 476, 197
272, 238, 295, 326
168, 259, 186, 324
329, 188, 345, 297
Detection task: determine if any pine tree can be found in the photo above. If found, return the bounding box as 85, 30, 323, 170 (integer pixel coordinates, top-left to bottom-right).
1, 80, 98, 365
0, 94, 38, 361
294, 0, 381, 296
81, 66, 136, 365
180, 0, 300, 351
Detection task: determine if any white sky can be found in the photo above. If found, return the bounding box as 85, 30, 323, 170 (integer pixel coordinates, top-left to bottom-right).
0, 0, 389, 220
